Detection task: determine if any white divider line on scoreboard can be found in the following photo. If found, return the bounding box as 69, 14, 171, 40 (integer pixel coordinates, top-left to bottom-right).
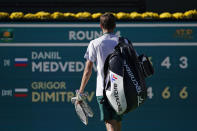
0, 43, 197, 46
0, 24, 197, 27
134, 43, 197, 46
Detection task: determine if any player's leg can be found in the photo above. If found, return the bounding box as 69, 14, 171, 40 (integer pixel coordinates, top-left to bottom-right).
97, 96, 122, 131
116, 120, 121, 131
105, 120, 121, 131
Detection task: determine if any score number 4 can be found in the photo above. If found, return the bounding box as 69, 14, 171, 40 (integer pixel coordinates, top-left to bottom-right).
161, 56, 188, 69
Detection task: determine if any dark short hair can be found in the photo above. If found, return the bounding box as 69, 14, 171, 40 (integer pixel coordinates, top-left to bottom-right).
100, 13, 116, 30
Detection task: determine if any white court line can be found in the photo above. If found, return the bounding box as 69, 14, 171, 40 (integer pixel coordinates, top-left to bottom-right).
0, 24, 197, 28
15, 88, 28, 92
0, 43, 197, 47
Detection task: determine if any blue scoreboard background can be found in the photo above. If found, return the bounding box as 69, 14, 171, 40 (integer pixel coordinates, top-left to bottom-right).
0, 22, 197, 131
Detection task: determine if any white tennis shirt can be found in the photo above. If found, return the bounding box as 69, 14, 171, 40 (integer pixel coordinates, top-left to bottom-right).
84, 33, 119, 96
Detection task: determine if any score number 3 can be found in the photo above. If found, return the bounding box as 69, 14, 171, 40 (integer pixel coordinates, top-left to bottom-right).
161, 56, 188, 69
179, 56, 188, 69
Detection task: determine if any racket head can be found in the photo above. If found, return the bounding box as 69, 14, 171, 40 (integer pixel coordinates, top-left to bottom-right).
75, 101, 88, 125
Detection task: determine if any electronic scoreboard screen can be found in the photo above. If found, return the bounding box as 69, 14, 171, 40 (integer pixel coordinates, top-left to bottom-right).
0, 22, 196, 131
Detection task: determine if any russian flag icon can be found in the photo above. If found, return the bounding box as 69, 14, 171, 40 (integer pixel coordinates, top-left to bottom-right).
14, 58, 28, 67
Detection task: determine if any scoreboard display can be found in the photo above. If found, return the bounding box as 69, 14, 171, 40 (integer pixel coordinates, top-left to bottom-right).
0, 23, 197, 131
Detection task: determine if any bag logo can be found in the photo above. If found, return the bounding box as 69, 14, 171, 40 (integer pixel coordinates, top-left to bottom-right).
114, 83, 122, 112
111, 74, 117, 82
123, 60, 142, 94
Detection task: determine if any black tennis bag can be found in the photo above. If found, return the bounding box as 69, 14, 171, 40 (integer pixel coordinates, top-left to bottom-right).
102, 37, 154, 115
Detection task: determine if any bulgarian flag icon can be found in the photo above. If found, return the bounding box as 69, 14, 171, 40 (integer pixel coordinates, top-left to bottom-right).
14, 88, 28, 97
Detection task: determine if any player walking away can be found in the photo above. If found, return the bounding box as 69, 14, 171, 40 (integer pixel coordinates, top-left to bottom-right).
76, 13, 123, 131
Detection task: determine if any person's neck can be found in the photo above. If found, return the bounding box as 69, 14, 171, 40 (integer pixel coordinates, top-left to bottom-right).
103, 29, 114, 34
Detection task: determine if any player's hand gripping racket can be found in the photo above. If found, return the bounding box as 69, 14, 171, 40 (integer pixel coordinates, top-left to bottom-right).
71, 90, 94, 125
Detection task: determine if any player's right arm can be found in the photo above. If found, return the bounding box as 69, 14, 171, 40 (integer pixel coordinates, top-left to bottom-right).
78, 60, 93, 94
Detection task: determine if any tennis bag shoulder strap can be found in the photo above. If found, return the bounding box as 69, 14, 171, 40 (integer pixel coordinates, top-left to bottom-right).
103, 37, 151, 115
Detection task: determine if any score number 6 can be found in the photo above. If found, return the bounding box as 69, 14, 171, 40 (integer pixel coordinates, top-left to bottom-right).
161, 86, 188, 99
